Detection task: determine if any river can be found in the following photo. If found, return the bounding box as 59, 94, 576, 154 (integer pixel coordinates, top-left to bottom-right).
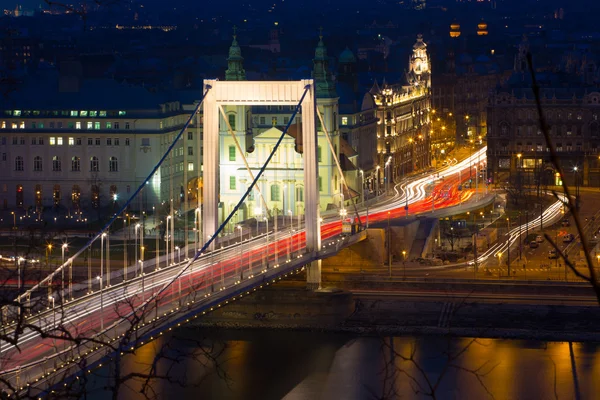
86, 329, 600, 399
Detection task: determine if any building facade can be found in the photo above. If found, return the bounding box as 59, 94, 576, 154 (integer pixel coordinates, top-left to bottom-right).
371, 34, 433, 188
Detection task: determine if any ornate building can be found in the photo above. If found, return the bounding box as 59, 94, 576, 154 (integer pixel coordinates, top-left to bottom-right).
370, 34, 432, 188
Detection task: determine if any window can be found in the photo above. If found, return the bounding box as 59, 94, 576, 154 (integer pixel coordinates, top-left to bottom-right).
68, 137, 74, 146
31, 122, 36, 129
260, 117, 266, 125
272, 117, 277, 126
119, 111, 126, 116
38, 137, 44, 145
188, 146, 193, 156
33, 156, 42, 171
19, 137, 24, 144
229, 176, 236, 190
68, 122, 74, 129
94, 122, 100, 130
12, 137, 17, 145
91, 185, 100, 209
31, 137, 37, 145
125, 122, 130, 129
125, 138, 130, 146
342, 116, 348, 125
57, 137, 63, 145
70, 111, 78, 117
95, 138, 101, 146
76, 138, 81, 145
52, 156, 61, 171
296, 186, 304, 202
99, 111, 107, 117
53, 184, 61, 206
90, 156, 99, 172
188, 131, 193, 140
71, 185, 81, 208
317, 146, 322, 162
318, 176, 323, 192
49, 122, 55, 129
57, 122, 63, 129
188, 162, 194, 171
270, 184, 280, 201
106, 122, 112, 129
90, 111, 97, 117
109, 156, 118, 172
228, 114, 236, 130
88, 138, 93, 145
50, 137, 57, 146
228, 145, 236, 161
114, 122, 120, 129
75, 122, 81, 129
71, 156, 80, 171
80, 111, 88, 117
114, 138, 119, 145
107, 138, 112, 146
15, 156, 23, 171
35, 184, 42, 207
13, 110, 21, 116
87, 122, 93, 129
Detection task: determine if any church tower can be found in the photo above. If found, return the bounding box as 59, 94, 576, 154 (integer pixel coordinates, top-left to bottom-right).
408, 34, 431, 88
225, 27, 246, 81
514, 35, 530, 72
312, 32, 338, 99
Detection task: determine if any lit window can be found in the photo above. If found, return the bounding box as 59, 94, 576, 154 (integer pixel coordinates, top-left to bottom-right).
228, 114, 236, 130
49, 137, 56, 145
57, 137, 63, 145
31, 122, 36, 129
188, 162, 194, 171
80, 111, 88, 117
11, 123, 17, 129
118, 111, 126, 116
317, 146, 322, 162
87, 122, 93, 129
106, 122, 112, 129
68, 137, 74, 146
52, 156, 61, 171
94, 122, 100, 129
19, 122, 24, 129
229, 176, 236, 190
76, 122, 81, 129
89, 111, 98, 117
1, 121, 5, 129
270, 184, 280, 201
229, 145, 236, 161
13, 110, 21, 116
70, 111, 78, 117
342, 116, 348, 125
99, 111, 107, 117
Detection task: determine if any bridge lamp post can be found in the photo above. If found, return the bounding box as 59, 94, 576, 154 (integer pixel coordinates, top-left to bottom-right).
387, 212, 392, 277
48, 295, 55, 331
135, 223, 140, 275
360, 169, 365, 207
264, 217, 269, 270
254, 207, 262, 237
11, 211, 15, 229
61, 243, 67, 301
166, 216, 172, 266
237, 225, 244, 279
101, 233, 107, 289
288, 210, 293, 258
175, 246, 181, 265
376, 166, 381, 197
139, 260, 145, 300
96, 276, 103, 330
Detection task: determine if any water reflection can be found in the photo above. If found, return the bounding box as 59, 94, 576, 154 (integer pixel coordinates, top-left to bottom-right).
86, 330, 600, 399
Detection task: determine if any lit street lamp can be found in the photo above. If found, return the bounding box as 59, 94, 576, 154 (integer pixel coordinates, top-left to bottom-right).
61, 243, 67, 301
175, 246, 181, 264
264, 216, 269, 269
97, 276, 103, 330
135, 223, 141, 275
166, 216, 172, 266
48, 295, 55, 330
237, 225, 244, 278
402, 250, 407, 280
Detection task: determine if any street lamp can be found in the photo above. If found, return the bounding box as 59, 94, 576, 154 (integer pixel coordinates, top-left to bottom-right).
101, 232, 107, 289
48, 295, 56, 330
359, 169, 365, 207
254, 207, 262, 236
96, 276, 103, 330
264, 216, 269, 269
61, 243, 67, 301
175, 246, 181, 264
139, 260, 145, 299
517, 153, 522, 169
166, 216, 172, 266
10, 211, 15, 229
237, 225, 244, 278
135, 223, 141, 275
376, 166, 381, 197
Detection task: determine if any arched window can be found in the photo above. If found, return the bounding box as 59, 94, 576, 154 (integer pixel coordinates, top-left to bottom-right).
52, 156, 61, 172
228, 114, 236, 130
90, 156, 99, 172
71, 185, 81, 209
71, 156, 80, 171
270, 184, 280, 201
296, 186, 304, 202
109, 156, 118, 172
53, 184, 60, 206
15, 156, 23, 171
91, 185, 100, 209
33, 156, 42, 171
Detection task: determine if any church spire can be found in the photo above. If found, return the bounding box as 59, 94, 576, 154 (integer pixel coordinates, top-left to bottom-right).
312, 29, 338, 98
225, 26, 246, 81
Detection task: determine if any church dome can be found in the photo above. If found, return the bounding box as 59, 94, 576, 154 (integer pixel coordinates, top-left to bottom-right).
339, 47, 357, 64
